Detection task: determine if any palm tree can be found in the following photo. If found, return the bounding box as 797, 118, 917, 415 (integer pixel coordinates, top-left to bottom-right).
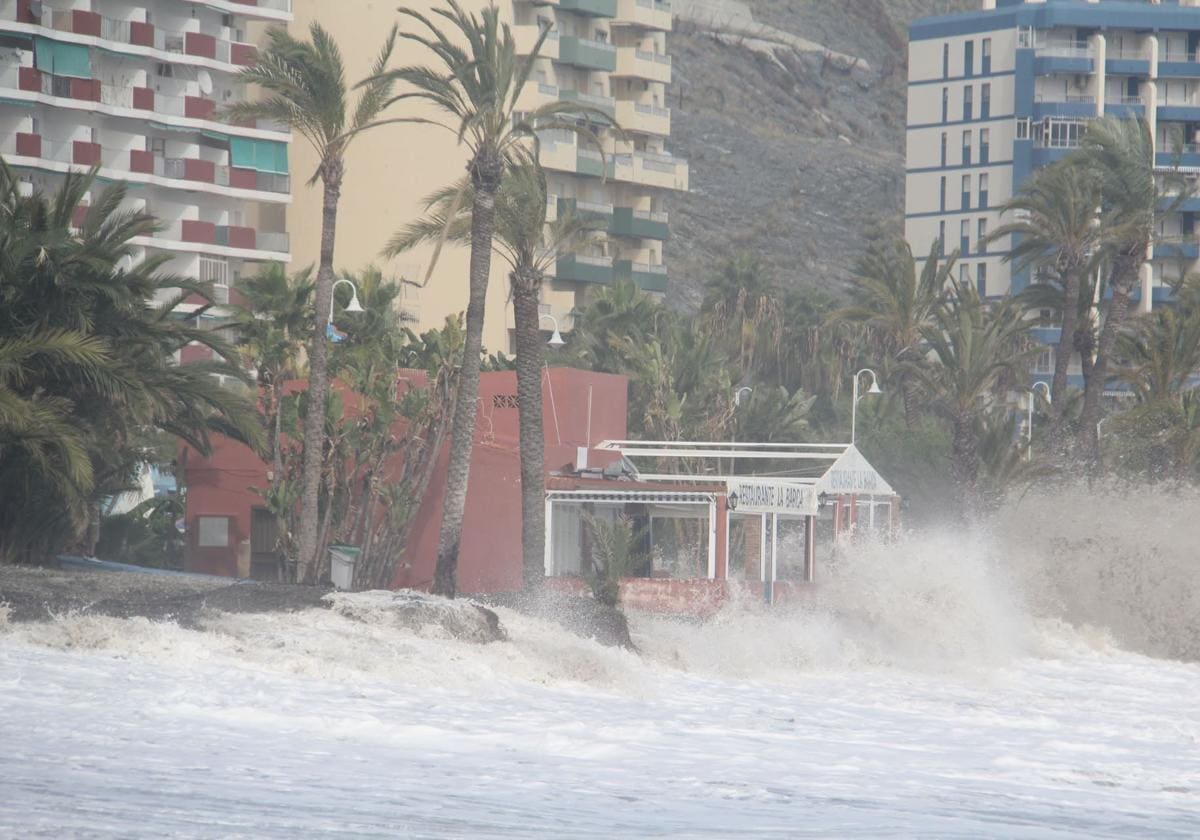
0, 164, 261, 563
919, 286, 1033, 507
571, 278, 667, 374
375, 1, 614, 596
992, 159, 1102, 411
234, 264, 314, 482
836, 237, 954, 427
388, 160, 600, 591
226, 24, 399, 583
1073, 117, 1169, 460
700, 254, 782, 381
1113, 302, 1200, 403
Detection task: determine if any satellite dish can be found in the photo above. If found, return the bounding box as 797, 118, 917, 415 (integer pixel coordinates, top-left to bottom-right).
197, 70, 213, 96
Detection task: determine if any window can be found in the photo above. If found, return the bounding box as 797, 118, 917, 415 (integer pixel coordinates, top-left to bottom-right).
960, 219, 970, 254
977, 263, 988, 298
1016, 117, 1031, 140
961, 174, 971, 210
197, 516, 230, 548
939, 221, 946, 256
977, 218, 988, 253
981, 82, 991, 119
959, 263, 969, 284
982, 37, 992, 74
1035, 349, 1053, 375
962, 129, 972, 165
963, 85, 973, 120
979, 127, 990, 163
941, 132, 948, 166
942, 87, 949, 122
939, 175, 947, 211
943, 43, 950, 78
964, 40, 974, 77
979, 173, 989, 208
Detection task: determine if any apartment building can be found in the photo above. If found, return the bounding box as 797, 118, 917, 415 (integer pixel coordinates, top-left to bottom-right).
288, 0, 687, 355
906, 0, 1200, 330
0, 0, 293, 358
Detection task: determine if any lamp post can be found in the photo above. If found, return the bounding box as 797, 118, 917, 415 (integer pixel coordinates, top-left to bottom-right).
539, 313, 565, 348
850, 368, 882, 444
326, 278, 364, 340
1027, 381, 1051, 461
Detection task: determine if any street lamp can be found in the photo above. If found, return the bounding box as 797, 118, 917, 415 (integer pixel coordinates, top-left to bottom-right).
329, 277, 364, 323
325, 278, 364, 342
850, 368, 882, 444
734, 386, 753, 407
540, 313, 565, 348
1027, 381, 1051, 461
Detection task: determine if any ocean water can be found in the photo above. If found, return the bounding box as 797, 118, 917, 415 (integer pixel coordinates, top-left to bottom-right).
1, 486, 1199, 838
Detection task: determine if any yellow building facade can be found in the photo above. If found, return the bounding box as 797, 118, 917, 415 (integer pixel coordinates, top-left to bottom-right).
288, 0, 687, 354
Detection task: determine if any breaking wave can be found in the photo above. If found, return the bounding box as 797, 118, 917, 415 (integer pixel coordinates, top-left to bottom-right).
1, 483, 1197, 691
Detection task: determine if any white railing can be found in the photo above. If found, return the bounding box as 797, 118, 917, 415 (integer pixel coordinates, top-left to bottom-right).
562, 89, 615, 109
573, 254, 612, 267
577, 148, 603, 161
634, 209, 668, 223
1034, 40, 1094, 59
628, 262, 667, 274
634, 102, 670, 117
574, 199, 614, 214
255, 231, 290, 253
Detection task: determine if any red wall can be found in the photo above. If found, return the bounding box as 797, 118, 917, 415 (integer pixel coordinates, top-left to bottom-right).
394, 367, 629, 593
181, 368, 628, 590
180, 435, 268, 576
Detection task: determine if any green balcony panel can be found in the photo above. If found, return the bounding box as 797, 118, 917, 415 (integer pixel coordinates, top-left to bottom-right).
615, 259, 668, 292
557, 198, 614, 225
558, 0, 617, 17
611, 207, 669, 240
556, 254, 616, 285
575, 150, 615, 178
559, 36, 617, 72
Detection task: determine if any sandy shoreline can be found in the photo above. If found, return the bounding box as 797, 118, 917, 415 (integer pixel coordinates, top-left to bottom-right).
0, 565, 332, 625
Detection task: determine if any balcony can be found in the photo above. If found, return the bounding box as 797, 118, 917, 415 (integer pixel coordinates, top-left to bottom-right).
614, 99, 669, 135
555, 253, 615, 285
613, 0, 672, 31
512, 25, 559, 60
610, 207, 668, 240
576, 147, 615, 178
558, 36, 617, 72
613, 47, 671, 83
558, 88, 615, 120
155, 220, 289, 255
1158, 98, 1200, 122
615, 258, 667, 291
558, 0, 617, 16
1103, 94, 1145, 118
1, 4, 261, 69
1032, 93, 1096, 120
557, 197, 613, 224
1153, 242, 1200, 261
613, 150, 688, 191
1032, 39, 1093, 74
1159, 49, 1200, 79
1105, 45, 1150, 77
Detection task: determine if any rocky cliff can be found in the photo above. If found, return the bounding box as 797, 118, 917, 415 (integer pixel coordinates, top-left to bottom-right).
665, 0, 974, 308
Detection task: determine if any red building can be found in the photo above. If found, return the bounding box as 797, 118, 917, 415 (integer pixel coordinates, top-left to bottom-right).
178, 367, 629, 590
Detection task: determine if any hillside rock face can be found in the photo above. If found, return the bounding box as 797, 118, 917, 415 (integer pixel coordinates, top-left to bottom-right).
665, 0, 973, 308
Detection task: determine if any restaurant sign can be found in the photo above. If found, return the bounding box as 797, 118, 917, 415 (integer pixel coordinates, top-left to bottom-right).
726, 480, 818, 516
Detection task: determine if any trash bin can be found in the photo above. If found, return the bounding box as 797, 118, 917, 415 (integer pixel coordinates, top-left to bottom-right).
328, 544, 360, 590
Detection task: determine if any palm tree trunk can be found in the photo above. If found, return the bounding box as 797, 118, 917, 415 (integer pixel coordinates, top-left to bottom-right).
1078, 251, 1142, 461
432, 159, 501, 599
512, 271, 547, 591
296, 158, 342, 584
1052, 266, 1083, 411
951, 410, 979, 514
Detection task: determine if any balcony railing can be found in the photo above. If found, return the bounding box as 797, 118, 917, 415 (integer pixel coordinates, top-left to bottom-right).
0, 63, 287, 136
1033, 40, 1094, 59
255, 231, 290, 253
1107, 46, 1147, 61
